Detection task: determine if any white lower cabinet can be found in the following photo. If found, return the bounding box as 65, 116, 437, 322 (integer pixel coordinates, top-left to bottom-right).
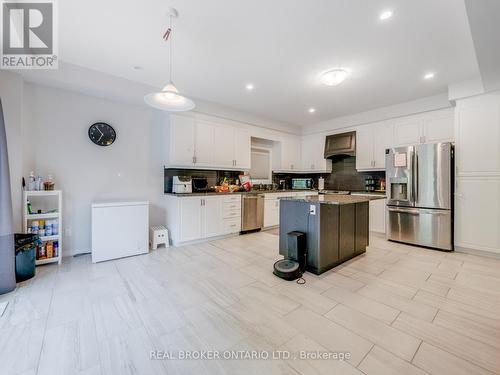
263, 191, 319, 228
369, 198, 386, 234
167, 195, 241, 245
455, 178, 500, 252
179, 197, 204, 242
264, 199, 280, 227
203, 197, 223, 238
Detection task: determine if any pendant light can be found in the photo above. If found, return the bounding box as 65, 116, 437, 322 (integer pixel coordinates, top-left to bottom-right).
144, 8, 195, 112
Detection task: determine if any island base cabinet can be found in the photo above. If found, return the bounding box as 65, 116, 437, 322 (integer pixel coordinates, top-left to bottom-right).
279, 200, 369, 275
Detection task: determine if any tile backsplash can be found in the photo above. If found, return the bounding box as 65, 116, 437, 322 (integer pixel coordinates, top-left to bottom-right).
165, 156, 385, 193
164, 168, 242, 192
324, 156, 385, 191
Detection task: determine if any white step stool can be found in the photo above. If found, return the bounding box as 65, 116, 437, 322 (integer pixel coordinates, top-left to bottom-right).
150, 225, 169, 250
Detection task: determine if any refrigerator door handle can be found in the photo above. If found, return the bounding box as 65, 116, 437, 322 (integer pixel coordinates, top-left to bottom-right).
414, 150, 419, 204
419, 209, 450, 216
387, 207, 420, 215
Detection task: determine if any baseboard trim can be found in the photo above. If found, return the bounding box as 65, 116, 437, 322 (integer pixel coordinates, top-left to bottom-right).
455, 246, 500, 259
171, 233, 240, 247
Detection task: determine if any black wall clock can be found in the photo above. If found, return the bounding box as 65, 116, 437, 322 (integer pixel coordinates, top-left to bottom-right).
88, 122, 116, 146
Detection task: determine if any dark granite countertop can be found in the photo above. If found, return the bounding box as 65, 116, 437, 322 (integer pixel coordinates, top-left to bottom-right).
165, 189, 319, 197
281, 194, 384, 205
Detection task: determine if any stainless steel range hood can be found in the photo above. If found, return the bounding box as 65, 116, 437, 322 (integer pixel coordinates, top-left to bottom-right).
324, 131, 356, 158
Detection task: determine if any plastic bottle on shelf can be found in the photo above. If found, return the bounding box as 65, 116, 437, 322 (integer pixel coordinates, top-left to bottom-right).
45, 221, 52, 236
31, 220, 39, 234
36, 176, 43, 191
46, 242, 54, 258
52, 220, 58, 235
54, 241, 59, 257
28, 171, 36, 191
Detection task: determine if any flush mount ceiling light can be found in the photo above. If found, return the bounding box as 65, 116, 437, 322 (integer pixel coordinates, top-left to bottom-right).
144, 8, 195, 112
379, 10, 393, 20
245, 83, 255, 91
308, 108, 316, 113
424, 72, 435, 80
319, 69, 350, 86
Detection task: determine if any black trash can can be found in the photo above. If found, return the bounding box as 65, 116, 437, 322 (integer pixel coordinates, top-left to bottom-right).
15, 233, 40, 282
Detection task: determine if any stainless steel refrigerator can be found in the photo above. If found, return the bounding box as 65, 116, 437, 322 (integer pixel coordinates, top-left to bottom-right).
385, 142, 454, 251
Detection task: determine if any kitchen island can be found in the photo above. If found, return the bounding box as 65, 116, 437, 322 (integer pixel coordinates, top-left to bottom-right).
279, 195, 383, 274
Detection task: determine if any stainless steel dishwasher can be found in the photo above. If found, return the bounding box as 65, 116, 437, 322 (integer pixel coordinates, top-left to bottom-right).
241, 194, 264, 232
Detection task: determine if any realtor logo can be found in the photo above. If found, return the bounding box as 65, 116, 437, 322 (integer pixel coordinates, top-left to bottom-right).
1, 0, 58, 69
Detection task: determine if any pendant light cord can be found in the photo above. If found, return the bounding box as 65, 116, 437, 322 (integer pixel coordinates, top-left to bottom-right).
162, 15, 174, 83
169, 14, 173, 83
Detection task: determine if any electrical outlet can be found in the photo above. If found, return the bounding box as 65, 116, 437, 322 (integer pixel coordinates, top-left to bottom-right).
65, 226, 72, 237
309, 205, 316, 215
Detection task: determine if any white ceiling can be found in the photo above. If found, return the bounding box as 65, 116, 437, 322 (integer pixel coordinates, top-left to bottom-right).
58, 0, 479, 127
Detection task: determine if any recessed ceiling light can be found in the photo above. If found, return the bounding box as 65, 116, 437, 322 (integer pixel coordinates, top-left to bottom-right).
319, 69, 350, 86
245, 83, 254, 91
379, 10, 393, 20
424, 72, 435, 80
308, 108, 316, 114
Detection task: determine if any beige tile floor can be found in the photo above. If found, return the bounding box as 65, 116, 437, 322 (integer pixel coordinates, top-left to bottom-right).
1, 231, 500, 375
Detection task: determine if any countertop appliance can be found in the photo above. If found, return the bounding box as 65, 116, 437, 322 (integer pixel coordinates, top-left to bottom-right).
241, 194, 264, 232
192, 177, 209, 192
324, 131, 356, 158
172, 176, 192, 194
91, 201, 149, 263
292, 178, 313, 190
386, 142, 454, 251
318, 177, 325, 191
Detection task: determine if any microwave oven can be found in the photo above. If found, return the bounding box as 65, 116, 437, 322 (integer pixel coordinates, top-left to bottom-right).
292, 178, 313, 190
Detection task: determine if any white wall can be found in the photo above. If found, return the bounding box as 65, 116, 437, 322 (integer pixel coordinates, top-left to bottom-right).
23, 83, 169, 255
0, 71, 24, 232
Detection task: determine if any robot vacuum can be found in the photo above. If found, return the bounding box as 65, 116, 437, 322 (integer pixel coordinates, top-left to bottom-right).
273, 259, 301, 281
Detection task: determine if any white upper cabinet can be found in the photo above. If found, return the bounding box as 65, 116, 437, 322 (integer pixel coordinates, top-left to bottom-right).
195, 120, 216, 166
394, 110, 454, 147
168, 114, 196, 166
423, 115, 454, 143
373, 123, 394, 169
165, 114, 251, 170
279, 136, 301, 171
301, 134, 332, 172
356, 121, 393, 171
212, 123, 235, 168
356, 127, 374, 170
394, 119, 422, 146
233, 128, 251, 170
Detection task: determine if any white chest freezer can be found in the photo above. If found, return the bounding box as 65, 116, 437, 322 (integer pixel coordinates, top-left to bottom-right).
91, 200, 149, 263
